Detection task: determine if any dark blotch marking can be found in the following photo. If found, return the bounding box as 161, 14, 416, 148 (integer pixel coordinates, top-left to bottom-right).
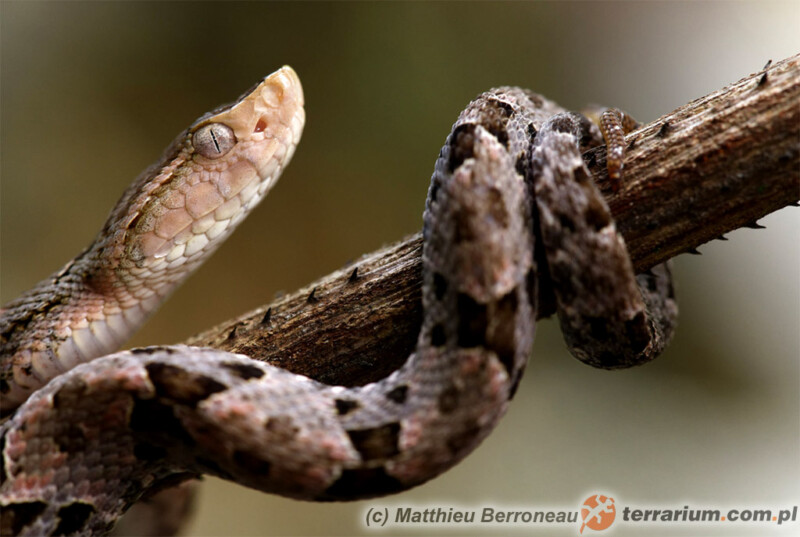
52, 377, 88, 410
558, 213, 576, 233
578, 115, 597, 149
447, 124, 477, 172
457, 293, 487, 347
54, 422, 87, 455
584, 196, 612, 232
438, 385, 460, 414
4, 501, 47, 536
624, 311, 651, 355
386, 385, 408, 405
335, 399, 360, 416
433, 272, 448, 300
429, 182, 440, 203
233, 450, 271, 475
130, 398, 196, 446
588, 316, 609, 340
54, 502, 96, 536
346, 423, 400, 461
446, 421, 483, 456
319, 467, 404, 501
548, 114, 579, 136
145, 362, 226, 407
479, 98, 512, 147
486, 290, 519, 375
572, 162, 592, 185
453, 207, 477, 243
515, 155, 528, 177
645, 275, 659, 293
264, 416, 300, 442
487, 188, 509, 228
491, 98, 514, 115
0, 378, 8, 394
222, 362, 265, 380
521, 89, 544, 108
431, 324, 446, 346
133, 442, 167, 462
51, 379, 90, 452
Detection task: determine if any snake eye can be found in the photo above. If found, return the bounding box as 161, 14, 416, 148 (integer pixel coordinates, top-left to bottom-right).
192, 123, 236, 159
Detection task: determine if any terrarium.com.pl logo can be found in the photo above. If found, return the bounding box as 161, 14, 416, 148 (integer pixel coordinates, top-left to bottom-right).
578, 493, 799, 534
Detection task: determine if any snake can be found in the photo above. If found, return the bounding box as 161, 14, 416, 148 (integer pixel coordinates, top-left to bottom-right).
0, 66, 677, 536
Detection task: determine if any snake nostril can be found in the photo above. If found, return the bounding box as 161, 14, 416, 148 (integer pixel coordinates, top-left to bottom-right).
254, 119, 267, 133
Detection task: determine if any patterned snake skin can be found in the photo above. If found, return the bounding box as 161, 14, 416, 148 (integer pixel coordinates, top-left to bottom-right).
0, 68, 676, 536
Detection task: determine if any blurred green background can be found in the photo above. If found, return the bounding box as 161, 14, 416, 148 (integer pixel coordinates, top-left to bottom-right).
1, 2, 798, 536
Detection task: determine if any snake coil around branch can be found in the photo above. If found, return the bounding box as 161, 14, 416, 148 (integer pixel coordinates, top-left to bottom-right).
1, 55, 798, 537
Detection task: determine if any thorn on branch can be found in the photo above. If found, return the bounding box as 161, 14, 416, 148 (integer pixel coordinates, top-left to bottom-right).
758, 59, 773, 87
227, 323, 245, 340
348, 267, 359, 283
261, 307, 272, 325
307, 287, 319, 303
744, 221, 766, 229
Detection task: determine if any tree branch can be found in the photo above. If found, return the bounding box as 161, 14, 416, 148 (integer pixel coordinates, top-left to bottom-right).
186, 54, 800, 385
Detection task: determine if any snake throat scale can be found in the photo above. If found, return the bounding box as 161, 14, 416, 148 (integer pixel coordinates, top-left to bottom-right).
0, 67, 677, 536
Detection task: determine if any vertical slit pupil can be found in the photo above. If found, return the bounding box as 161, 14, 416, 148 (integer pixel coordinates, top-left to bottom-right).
210, 129, 221, 153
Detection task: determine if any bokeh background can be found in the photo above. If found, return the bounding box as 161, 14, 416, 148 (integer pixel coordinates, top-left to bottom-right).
2, 2, 798, 536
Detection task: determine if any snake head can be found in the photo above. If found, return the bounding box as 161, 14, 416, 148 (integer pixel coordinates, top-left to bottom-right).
103, 67, 305, 285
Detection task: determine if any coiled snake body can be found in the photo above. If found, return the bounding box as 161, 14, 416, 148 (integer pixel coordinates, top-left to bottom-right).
0, 67, 676, 536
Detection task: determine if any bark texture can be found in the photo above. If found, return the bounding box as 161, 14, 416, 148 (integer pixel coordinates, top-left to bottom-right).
187, 54, 800, 385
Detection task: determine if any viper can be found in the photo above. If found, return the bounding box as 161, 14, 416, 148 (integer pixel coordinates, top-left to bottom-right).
0, 66, 675, 536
